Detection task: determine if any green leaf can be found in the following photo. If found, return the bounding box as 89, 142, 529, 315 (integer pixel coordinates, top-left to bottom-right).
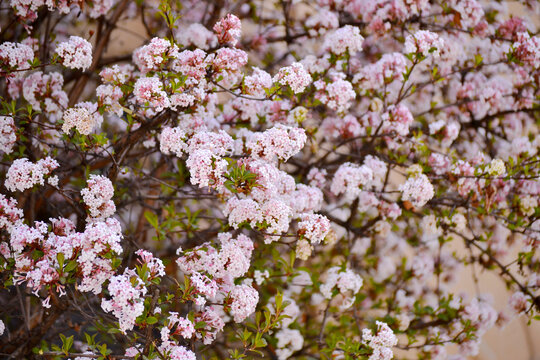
57, 252, 65, 270
255, 337, 267, 348
474, 54, 483, 66
195, 321, 207, 329
64, 260, 78, 273
144, 211, 159, 229
60, 334, 74, 355
146, 316, 158, 325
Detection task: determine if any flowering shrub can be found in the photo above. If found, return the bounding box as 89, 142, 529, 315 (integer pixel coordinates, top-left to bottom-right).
0, 1, 539, 359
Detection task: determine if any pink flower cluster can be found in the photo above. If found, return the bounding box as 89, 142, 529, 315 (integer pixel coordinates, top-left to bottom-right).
323, 25, 364, 55
448, 0, 484, 29
78, 218, 124, 294
244, 67, 273, 97
55, 36, 93, 70
213, 14, 242, 47
400, 173, 434, 207
353, 53, 407, 92
100, 64, 134, 84
513, 32, 540, 68
213, 48, 248, 73
246, 125, 307, 163
0, 41, 33, 72
331, 162, 374, 201
429, 119, 460, 146
193, 307, 225, 344
186, 149, 228, 189
320, 266, 363, 310
20, 71, 68, 119
81, 175, 116, 219
9, 0, 70, 21
162, 312, 195, 341
305, 11, 339, 36
0, 194, 23, 232
173, 49, 208, 81
314, 73, 356, 113
404, 30, 444, 57
7, 214, 123, 307
62, 101, 103, 135
275, 328, 304, 360
0, 116, 16, 154
176, 232, 259, 330
133, 37, 178, 74
382, 104, 414, 136
159, 344, 196, 360
362, 321, 398, 360
159, 127, 188, 157
298, 213, 331, 244
229, 284, 259, 323
133, 76, 170, 112
178, 233, 253, 285
176, 23, 217, 50
96, 84, 123, 116
9, 0, 113, 22
5, 157, 58, 192
321, 115, 363, 140
101, 269, 148, 333
273, 62, 312, 94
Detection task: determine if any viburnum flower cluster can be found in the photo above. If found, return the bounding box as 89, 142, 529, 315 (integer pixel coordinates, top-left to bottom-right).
101, 269, 148, 333
362, 321, 399, 360
62, 101, 103, 135
4, 157, 58, 192
0, 1, 539, 359
0, 116, 16, 154
320, 266, 363, 310
0, 41, 33, 72
404, 30, 445, 57
81, 175, 116, 218
55, 36, 93, 71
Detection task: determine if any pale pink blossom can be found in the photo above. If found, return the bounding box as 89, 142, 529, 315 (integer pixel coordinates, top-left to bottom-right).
404, 30, 445, 57
62, 102, 103, 135
22, 72, 68, 118
133, 37, 178, 73
513, 32, 540, 68
320, 266, 362, 309
244, 67, 273, 97
0, 116, 16, 154
229, 284, 259, 323
298, 213, 331, 244
400, 173, 434, 207
273, 62, 312, 94
0, 42, 33, 72
448, 0, 484, 29
382, 104, 414, 136
314, 74, 356, 112
173, 49, 209, 81
247, 125, 307, 163
213, 48, 248, 72
323, 25, 364, 55
55, 36, 93, 70
81, 175, 116, 219
160, 127, 188, 157
176, 23, 217, 50
214, 14, 242, 47
101, 271, 147, 333
5, 157, 59, 192
331, 162, 374, 201
362, 321, 398, 360
133, 76, 170, 111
